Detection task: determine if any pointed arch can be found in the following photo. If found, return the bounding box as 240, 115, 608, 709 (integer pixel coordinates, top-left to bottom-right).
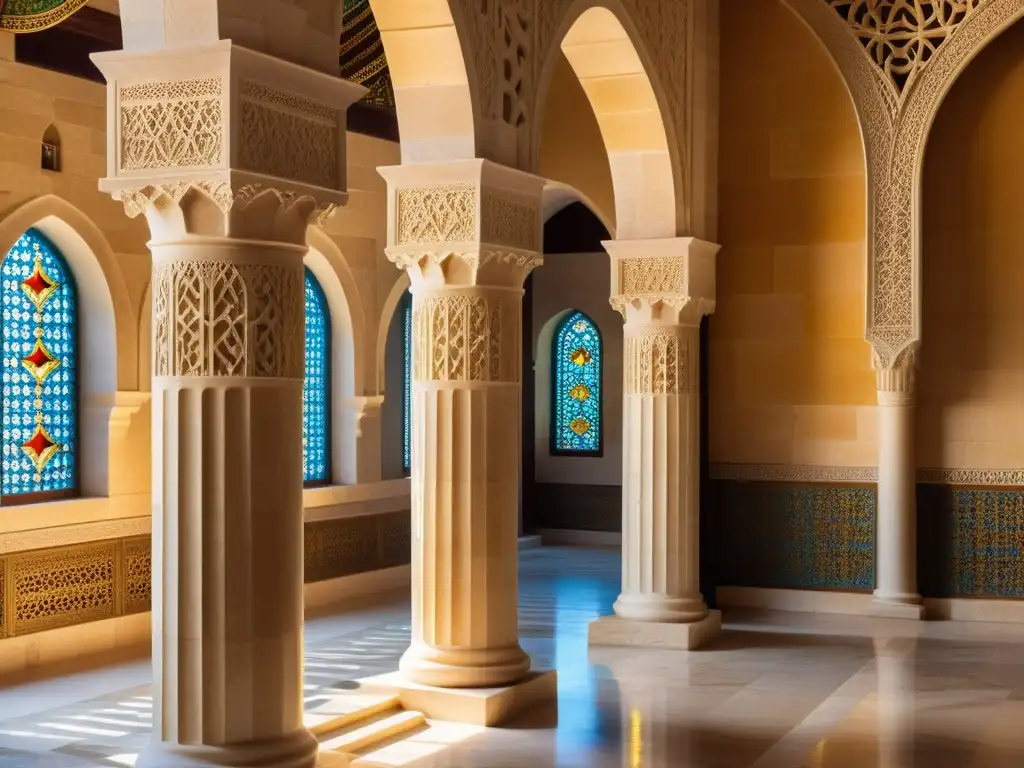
0, 195, 138, 497
367, 0, 479, 162
534, 1, 679, 240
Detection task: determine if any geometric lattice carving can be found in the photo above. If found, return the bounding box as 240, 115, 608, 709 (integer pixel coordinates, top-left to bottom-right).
497, 0, 531, 127
119, 79, 223, 172
304, 512, 411, 583
620, 257, 686, 297
481, 189, 538, 251
122, 537, 152, 615
238, 81, 338, 190
152, 259, 303, 379
396, 185, 477, 245
10, 542, 116, 635
625, 329, 689, 395
413, 293, 519, 383
828, 1, 981, 94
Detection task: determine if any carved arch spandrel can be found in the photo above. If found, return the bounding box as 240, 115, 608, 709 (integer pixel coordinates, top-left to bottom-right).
532, 0, 688, 240
782, 0, 1024, 371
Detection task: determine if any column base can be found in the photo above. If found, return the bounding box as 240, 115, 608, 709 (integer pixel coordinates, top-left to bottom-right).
398, 642, 531, 689
360, 670, 558, 727
869, 595, 926, 620
136, 728, 318, 768
588, 610, 721, 650
612, 593, 710, 623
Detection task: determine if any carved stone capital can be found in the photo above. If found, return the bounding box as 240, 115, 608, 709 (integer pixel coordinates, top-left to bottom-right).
874, 344, 917, 405
380, 159, 544, 291
90, 41, 363, 240
606, 237, 719, 324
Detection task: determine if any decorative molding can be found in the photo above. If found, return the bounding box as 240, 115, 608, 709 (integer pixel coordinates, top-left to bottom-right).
413, 292, 520, 383
152, 258, 303, 379
918, 469, 1024, 487
0, 516, 150, 555
118, 78, 224, 173
0, 0, 89, 33
238, 79, 339, 190
119, 180, 233, 218
396, 185, 477, 245
712, 464, 1024, 487
710, 464, 880, 483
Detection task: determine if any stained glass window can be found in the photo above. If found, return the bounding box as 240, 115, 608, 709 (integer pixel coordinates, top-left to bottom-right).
303, 268, 330, 485
1, 229, 78, 501
551, 311, 602, 456
402, 292, 412, 473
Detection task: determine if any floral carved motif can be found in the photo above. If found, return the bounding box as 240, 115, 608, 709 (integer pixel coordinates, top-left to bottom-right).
238, 80, 338, 190
625, 330, 688, 395
828, 1, 981, 95
152, 259, 303, 379
413, 293, 519, 382
788, 0, 1024, 370
621, 257, 686, 296
118, 78, 223, 172
397, 185, 477, 245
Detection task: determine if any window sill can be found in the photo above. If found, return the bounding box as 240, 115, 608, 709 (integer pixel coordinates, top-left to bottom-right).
303, 478, 411, 520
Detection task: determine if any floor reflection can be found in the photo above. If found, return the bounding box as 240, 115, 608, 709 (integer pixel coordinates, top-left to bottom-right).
1, 547, 1024, 767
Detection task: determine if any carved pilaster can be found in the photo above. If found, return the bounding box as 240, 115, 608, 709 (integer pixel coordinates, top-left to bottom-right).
380, 160, 543, 688
874, 344, 917, 406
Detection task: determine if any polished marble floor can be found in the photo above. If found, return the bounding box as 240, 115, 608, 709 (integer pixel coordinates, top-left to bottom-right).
1, 546, 1023, 767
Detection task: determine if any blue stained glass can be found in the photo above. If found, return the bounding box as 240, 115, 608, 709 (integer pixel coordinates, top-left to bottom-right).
1, 229, 78, 498
552, 311, 602, 455
303, 269, 330, 484
402, 292, 412, 472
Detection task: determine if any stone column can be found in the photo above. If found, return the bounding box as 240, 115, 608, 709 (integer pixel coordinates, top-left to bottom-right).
92, 42, 363, 768
379, 161, 549, 694
590, 238, 721, 650
872, 349, 924, 619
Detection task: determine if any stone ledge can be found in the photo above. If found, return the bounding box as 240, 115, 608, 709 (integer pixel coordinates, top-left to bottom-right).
588, 611, 722, 650
359, 670, 557, 727
868, 600, 926, 621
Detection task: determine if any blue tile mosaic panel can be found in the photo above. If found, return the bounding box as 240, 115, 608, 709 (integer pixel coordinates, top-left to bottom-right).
1, 229, 77, 498
303, 269, 330, 484
551, 311, 602, 455
918, 486, 1024, 598
716, 482, 875, 591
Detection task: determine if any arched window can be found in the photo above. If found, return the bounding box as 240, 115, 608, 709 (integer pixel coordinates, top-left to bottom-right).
402, 291, 412, 473
1, 229, 78, 503
303, 268, 331, 485
551, 311, 602, 456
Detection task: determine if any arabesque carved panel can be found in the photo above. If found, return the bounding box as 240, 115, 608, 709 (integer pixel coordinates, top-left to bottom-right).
152, 259, 303, 379
396, 185, 477, 245
624, 329, 689, 395
413, 293, 520, 383
119, 78, 223, 172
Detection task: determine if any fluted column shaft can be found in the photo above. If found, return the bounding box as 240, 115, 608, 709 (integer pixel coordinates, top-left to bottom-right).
143, 236, 315, 768
615, 321, 707, 623
874, 353, 921, 607
380, 160, 544, 688
400, 285, 530, 687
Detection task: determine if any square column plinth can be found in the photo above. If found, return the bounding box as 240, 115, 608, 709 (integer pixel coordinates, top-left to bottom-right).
360, 670, 558, 727
588, 611, 722, 650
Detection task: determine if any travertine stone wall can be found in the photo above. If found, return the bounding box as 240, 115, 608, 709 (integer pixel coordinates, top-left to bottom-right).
711, 0, 872, 468
919, 18, 1024, 473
